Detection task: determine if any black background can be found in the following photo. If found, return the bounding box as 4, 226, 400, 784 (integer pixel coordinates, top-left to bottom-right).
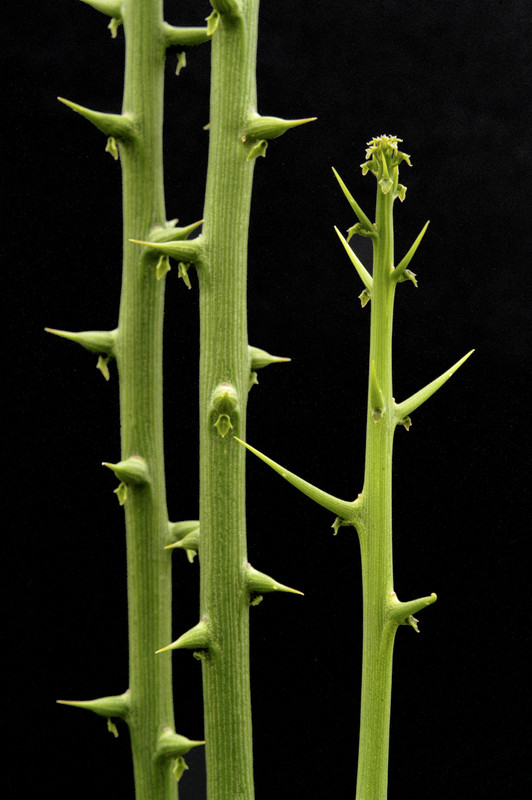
4, 1, 529, 798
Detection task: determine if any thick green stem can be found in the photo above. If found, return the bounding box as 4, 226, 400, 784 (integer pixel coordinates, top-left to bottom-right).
116, 1, 175, 797
356, 184, 398, 799
198, 3, 260, 799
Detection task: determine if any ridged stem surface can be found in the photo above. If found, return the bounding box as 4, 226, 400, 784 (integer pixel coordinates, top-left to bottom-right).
198, 3, 260, 799
356, 185, 398, 799
116, 2, 175, 797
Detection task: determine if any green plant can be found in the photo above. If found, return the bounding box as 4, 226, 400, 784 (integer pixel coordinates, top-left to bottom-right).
47, 1, 311, 799
46, 3, 471, 800
48, 1, 211, 797
237, 135, 472, 798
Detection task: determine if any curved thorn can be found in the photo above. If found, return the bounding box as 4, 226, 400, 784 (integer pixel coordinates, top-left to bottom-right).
102, 456, 149, 485
45, 328, 116, 356
156, 729, 205, 760
245, 563, 303, 596
334, 227, 373, 292
331, 167, 376, 235
57, 98, 134, 140
234, 438, 357, 521
393, 220, 430, 282
388, 591, 437, 631
244, 113, 316, 141
57, 690, 130, 719
156, 618, 211, 654
248, 345, 291, 370
394, 350, 474, 420
129, 238, 203, 264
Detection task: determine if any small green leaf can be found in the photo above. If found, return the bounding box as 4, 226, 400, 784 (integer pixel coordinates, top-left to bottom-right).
176, 51, 186, 76
214, 414, 232, 437
396, 183, 407, 202
379, 176, 393, 195
107, 718, 119, 737
96, 354, 111, 380
105, 136, 119, 160
192, 650, 208, 661
173, 757, 188, 782
396, 268, 418, 287
347, 223, 374, 241
407, 616, 420, 633
114, 482, 127, 505
250, 594, 263, 606
205, 10, 220, 36
156, 254, 171, 281
246, 140, 268, 161
332, 516, 352, 535
178, 262, 192, 289
359, 288, 371, 307
108, 17, 122, 38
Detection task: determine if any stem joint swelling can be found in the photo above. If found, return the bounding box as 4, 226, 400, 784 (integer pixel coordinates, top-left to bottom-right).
210, 382, 240, 438
387, 591, 438, 632
129, 235, 204, 287
166, 520, 200, 562
103, 456, 150, 505
156, 617, 217, 663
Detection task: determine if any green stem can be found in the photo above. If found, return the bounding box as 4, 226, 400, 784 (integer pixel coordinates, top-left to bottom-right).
116, 1, 175, 797
198, 3, 260, 799
356, 183, 398, 799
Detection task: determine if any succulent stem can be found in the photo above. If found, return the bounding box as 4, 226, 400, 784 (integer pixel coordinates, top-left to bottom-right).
112, 2, 183, 797
197, 2, 263, 797
353, 136, 468, 798
354, 150, 399, 798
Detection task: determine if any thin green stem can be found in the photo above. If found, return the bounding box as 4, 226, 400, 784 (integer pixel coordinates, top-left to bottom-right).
356, 182, 398, 800
198, 3, 260, 799
116, 1, 176, 797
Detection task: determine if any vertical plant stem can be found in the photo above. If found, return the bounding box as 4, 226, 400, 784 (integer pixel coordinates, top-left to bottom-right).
198, 3, 260, 798
222, 138, 452, 797
356, 182, 397, 800
117, 1, 174, 796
